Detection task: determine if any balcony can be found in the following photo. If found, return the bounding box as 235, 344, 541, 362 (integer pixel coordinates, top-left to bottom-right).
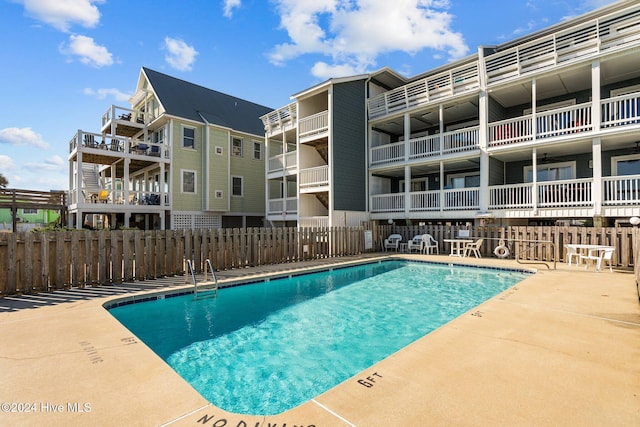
299, 111, 329, 143
368, 62, 480, 120
484, 4, 640, 85
261, 103, 297, 136
69, 131, 169, 162
267, 151, 297, 176
70, 189, 169, 209
489, 93, 640, 148
370, 126, 479, 168
299, 165, 329, 191
267, 197, 298, 216
371, 176, 639, 217
101, 105, 154, 138
366, 4, 640, 122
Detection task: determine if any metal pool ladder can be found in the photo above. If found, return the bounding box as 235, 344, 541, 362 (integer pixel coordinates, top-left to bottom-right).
187, 259, 218, 300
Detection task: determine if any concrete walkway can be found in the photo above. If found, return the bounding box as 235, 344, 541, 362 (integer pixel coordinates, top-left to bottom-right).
0, 254, 638, 426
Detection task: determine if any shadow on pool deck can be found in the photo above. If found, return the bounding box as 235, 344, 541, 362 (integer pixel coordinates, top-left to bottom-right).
1, 253, 639, 426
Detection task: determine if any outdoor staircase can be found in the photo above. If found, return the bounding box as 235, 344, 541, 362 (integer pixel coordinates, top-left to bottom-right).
81, 164, 101, 193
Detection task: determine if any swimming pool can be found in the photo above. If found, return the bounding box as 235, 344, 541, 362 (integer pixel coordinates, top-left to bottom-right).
108, 260, 529, 415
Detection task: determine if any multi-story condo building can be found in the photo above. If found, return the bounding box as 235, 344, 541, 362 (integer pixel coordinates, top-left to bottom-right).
68, 68, 272, 230
262, 76, 370, 228
263, 0, 640, 228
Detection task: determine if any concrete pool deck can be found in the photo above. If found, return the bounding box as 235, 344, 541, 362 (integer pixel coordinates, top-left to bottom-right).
0, 254, 638, 426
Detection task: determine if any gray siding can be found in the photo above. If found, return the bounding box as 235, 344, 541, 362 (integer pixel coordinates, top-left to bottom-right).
332, 80, 367, 211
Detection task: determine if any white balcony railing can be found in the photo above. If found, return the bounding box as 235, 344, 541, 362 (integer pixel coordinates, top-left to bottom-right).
370, 126, 478, 167
484, 5, 640, 84
489, 183, 533, 209
537, 178, 592, 207
370, 194, 404, 213
261, 103, 297, 133
367, 4, 640, 122
372, 176, 640, 214
70, 131, 169, 159
268, 197, 298, 215
299, 111, 329, 140
371, 141, 404, 165
444, 188, 480, 210
410, 191, 440, 211
267, 151, 297, 174
368, 62, 480, 119
536, 103, 593, 139
602, 91, 640, 128
488, 116, 533, 147
603, 174, 640, 205
299, 165, 329, 189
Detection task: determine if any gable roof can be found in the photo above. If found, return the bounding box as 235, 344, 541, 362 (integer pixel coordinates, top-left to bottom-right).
142, 67, 272, 136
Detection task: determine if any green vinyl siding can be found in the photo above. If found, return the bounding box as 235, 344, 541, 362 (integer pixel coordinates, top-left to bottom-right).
229, 137, 265, 213
208, 128, 230, 211
171, 120, 205, 210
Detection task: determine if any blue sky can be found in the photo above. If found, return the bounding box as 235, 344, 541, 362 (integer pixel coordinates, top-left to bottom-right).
0, 0, 615, 191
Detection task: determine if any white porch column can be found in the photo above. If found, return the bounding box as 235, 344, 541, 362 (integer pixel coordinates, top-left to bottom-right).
404, 165, 411, 217
404, 112, 410, 162
439, 105, 444, 156
592, 137, 602, 216
160, 162, 166, 229
123, 157, 130, 228
404, 112, 411, 217
439, 161, 445, 212
532, 148, 538, 214
478, 88, 489, 213
592, 60, 601, 132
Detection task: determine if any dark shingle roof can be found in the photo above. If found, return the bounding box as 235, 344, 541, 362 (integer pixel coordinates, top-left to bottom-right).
142, 67, 272, 136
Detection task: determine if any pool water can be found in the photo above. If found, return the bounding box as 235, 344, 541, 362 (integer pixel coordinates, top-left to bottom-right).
108, 260, 529, 415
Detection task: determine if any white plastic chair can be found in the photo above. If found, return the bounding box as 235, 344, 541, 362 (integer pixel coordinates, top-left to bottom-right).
422, 234, 439, 254
565, 245, 580, 266
581, 248, 615, 272
463, 238, 484, 258
407, 235, 424, 252
384, 234, 402, 251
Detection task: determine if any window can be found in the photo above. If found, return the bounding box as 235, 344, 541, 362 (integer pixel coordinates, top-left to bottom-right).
612, 154, 640, 176
252, 142, 262, 160
152, 128, 164, 144
232, 137, 243, 157
400, 178, 428, 192
232, 176, 243, 196
447, 173, 480, 188
524, 161, 575, 182
183, 127, 195, 149
181, 170, 196, 193
22, 208, 37, 214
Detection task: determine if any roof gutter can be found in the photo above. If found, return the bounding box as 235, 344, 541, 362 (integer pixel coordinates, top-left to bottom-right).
197, 111, 210, 211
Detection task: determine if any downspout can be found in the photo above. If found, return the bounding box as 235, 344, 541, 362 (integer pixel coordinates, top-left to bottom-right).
197, 111, 211, 211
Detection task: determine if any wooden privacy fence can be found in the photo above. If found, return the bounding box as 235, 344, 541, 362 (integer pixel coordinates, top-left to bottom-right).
376, 224, 637, 268
0, 225, 637, 296
0, 227, 366, 295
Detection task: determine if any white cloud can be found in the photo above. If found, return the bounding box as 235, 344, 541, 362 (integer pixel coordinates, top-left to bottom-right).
223, 0, 242, 18
25, 155, 65, 171
0, 155, 17, 171
15, 0, 104, 32
0, 127, 49, 149
60, 34, 113, 67
269, 0, 469, 79
163, 37, 198, 71
83, 87, 131, 102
